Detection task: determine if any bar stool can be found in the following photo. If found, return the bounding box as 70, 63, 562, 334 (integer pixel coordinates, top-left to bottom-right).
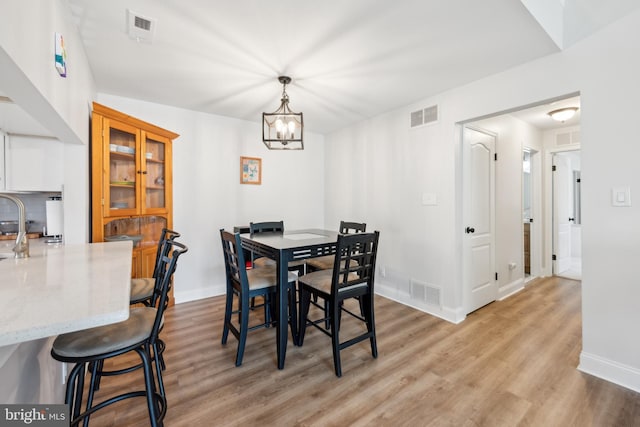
51, 240, 188, 427
130, 228, 181, 306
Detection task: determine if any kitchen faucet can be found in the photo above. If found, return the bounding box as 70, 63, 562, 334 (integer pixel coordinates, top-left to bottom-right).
0, 193, 29, 258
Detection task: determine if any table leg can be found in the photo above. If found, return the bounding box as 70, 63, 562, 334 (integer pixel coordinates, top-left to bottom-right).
277, 256, 288, 369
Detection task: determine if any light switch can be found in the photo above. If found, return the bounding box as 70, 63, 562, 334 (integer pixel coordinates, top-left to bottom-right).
422, 193, 437, 206
612, 187, 631, 207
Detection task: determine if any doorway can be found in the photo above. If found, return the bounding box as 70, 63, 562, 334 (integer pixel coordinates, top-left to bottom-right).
460, 94, 580, 318
553, 150, 582, 280
523, 149, 536, 282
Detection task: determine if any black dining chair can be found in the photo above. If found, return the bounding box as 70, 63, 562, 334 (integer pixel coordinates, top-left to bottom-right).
249, 221, 306, 274
306, 221, 366, 271
51, 240, 188, 427
248, 221, 306, 321
220, 229, 298, 366
298, 231, 380, 377
306, 221, 366, 328
247, 220, 281, 268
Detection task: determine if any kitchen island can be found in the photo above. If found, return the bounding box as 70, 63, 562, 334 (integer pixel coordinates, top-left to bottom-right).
0, 238, 133, 404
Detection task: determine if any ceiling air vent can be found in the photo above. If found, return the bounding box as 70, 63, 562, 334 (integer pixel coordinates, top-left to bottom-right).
410, 104, 438, 128
127, 9, 156, 43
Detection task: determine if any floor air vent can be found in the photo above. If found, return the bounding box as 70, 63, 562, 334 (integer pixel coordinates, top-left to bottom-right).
410, 105, 438, 128
410, 279, 441, 307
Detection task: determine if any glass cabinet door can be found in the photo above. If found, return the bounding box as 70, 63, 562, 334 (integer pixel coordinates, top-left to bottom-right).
104, 120, 140, 216
142, 132, 170, 214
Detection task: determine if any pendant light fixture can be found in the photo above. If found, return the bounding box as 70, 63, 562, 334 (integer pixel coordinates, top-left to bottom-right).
262, 76, 304, 150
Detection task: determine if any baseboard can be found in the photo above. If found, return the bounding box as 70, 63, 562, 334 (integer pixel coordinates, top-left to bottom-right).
174, 285, 224, 304
498, 277, 524, 300
376, 285, 464, 324
579, 351, 640, 393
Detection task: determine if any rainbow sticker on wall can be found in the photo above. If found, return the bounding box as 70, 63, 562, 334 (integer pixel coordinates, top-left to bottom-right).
54, 33, 67, 77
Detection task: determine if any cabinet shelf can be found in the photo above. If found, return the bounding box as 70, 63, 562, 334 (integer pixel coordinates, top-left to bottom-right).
110, 151, 135, 161
110, 181, 135, 187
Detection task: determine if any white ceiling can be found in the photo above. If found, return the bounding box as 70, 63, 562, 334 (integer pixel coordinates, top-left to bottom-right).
68, 0, 564, 134
2, 1, 638, 137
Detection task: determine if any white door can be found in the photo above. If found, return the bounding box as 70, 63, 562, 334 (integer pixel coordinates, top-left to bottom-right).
553, 154, 572, 274
463, 126, 496, 314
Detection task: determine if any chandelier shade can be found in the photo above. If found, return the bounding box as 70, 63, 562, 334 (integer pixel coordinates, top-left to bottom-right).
262, 76, 304, 150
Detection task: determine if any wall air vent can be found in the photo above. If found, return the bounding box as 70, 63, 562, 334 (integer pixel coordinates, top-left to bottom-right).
410, 105, 438, 128
556, 132, 571, 145
556, 130, 580, 146
410, 110, 423, 128
127, 9, 156, 43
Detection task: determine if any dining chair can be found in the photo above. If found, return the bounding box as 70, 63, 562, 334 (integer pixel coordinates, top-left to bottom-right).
306, 221, 366, 271
248, 221, 306, 322
249, 221, 306, 274
51, 240, 188, 427
305, 221, 366, 328
220, 229, 298, 366
298, 231, 380, 377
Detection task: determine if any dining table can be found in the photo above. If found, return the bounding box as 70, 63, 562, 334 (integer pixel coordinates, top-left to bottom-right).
240, 228, 339, 369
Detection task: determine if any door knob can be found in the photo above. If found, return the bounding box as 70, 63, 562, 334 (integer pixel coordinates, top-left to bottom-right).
569, 217, 575, 222
465, 226, 475, 234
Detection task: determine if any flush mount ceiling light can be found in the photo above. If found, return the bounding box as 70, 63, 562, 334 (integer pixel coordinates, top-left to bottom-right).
548, 107, 579, 122
262, 76, 304, 150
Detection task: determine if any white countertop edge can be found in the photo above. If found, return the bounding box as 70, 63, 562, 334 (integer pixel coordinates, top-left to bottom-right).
0, 308, 130, 347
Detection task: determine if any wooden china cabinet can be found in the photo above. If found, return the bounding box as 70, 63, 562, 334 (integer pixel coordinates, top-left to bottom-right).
91, 102, 179, 281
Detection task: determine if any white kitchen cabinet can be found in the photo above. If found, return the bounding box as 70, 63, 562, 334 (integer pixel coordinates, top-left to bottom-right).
5, 135, 63, 192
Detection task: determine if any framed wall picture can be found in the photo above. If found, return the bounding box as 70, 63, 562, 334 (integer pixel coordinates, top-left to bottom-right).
240, 156, 262, 185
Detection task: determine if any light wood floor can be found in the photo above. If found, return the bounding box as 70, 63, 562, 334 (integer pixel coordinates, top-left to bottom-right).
84, 276, 640, 426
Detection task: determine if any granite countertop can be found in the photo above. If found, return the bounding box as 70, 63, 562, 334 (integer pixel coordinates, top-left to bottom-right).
0, 238, 132, 347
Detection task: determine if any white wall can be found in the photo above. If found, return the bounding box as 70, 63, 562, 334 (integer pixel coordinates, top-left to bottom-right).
0, 0, 94, 146
97, 94, 325, 303
325, 9, 640, 391
0, 0, 95, 405
0, 0, 96, 245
